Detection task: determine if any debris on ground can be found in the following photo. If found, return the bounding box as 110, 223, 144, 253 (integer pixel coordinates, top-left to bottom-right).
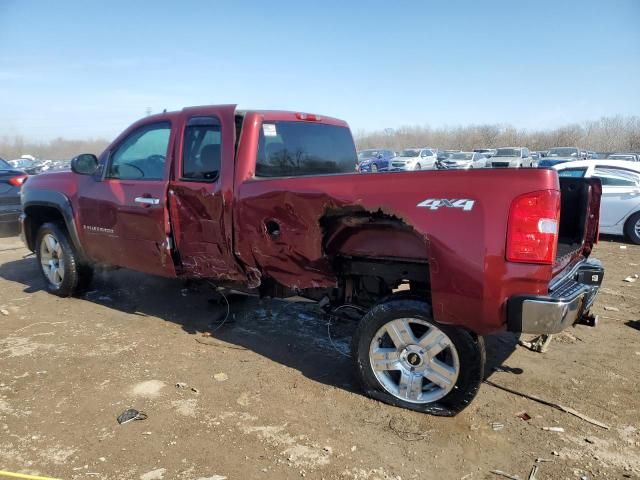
116, 408, 148, 425
515, 411, 531, 421
519, 334, 553, 353
213, 373, 228, 382
490, 469, 521, 479
490, 422, 505, 431
191, 387, 200, 394
535, 458, 553, 463
175, 382, 188, 389
620, 245, 627, 249
603, 306, 620, 312
485, 380, 610, 429
0, 308, 9, 316
527, 465, 538, 480
623, 274, 638, 283
541, 426, 564, 432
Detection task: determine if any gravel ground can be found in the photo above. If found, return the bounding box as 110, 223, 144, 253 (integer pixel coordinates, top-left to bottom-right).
0, 234, 639, 480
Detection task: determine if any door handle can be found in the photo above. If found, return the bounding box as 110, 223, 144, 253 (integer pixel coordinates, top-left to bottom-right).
134, 197, 160, 205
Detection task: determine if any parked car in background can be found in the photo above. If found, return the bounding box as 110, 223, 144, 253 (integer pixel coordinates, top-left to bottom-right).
530, 152, 542, 166
554, 160, 640, 244
473, 148, 496, 158
9, 158, 43, 175
608, 153, 639, 162
0, 158, 29, 236
439, 151, 487, 169
357, 149, 396, 173
390, 147, 437, 170
490, 147, 534, 168
537, 147, 583, 167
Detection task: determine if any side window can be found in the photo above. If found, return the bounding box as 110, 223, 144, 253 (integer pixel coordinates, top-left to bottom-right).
182, 116, 221, 181
593, 167, 640, 186
557, 168, 587, 178
255, 121, 357, 177
108, 122, 171, 180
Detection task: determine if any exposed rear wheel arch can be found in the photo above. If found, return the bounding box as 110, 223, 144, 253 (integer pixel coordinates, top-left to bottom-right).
624, 211, 640, 245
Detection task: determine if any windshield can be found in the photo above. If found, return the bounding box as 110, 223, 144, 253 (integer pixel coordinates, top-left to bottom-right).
358, 150, 379, 160
494, 148, 521, 157
548, 147, 578, 157
256, 122, 357, 177
399, 149, 420, 157
0, 159, 12, 170
609, 155, 634, 160
450, 153, 473, 161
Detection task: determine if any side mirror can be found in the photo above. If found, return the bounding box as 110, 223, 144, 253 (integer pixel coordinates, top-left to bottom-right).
71, 154, 99, 175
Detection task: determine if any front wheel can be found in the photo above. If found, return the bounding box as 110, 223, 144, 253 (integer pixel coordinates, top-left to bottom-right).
352, 298, 485, 416
624, 212, 640, 245
371, 163, 378, 173
36, 222, 93, 297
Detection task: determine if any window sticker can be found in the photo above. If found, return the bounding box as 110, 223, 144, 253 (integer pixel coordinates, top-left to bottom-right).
263, 123, 277, 137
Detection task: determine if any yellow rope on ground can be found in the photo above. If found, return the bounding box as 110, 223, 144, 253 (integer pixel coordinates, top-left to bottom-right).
0, 471, 62, 480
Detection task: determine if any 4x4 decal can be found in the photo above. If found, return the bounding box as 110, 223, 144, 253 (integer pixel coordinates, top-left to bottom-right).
417, 198, 475, 211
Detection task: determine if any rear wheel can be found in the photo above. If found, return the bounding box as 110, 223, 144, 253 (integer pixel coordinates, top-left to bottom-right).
624, 212, 640, 245
415, 163, 422, 170
36, 222, 93, 297
352, 298, 485, 416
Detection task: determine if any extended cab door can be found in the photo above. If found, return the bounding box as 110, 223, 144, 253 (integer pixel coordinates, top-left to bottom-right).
166, 105, 246, 282
76, 120, 177, 277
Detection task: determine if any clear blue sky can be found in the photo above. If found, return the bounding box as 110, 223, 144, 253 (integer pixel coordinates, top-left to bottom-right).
1, 0, 638, 140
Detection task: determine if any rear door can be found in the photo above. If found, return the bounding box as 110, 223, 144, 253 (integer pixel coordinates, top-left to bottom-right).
592, 166, 640, 227
77, 121, 177, 276
167, 105, 246, 281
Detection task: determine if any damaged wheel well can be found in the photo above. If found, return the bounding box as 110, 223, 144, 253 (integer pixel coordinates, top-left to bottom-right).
319, 211, 431, 308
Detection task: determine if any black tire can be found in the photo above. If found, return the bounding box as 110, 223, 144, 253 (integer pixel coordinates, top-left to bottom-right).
624, 212, 640, 245
352, 298, 485, 416
35, 222, 93, 297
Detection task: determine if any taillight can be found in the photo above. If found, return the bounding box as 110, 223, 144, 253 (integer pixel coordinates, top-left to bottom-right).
506, 189, 560, 264
8, 174, 28, 187
295, 112, 322, 121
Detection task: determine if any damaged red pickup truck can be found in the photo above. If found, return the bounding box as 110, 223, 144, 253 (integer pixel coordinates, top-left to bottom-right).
20, 105, 604, 415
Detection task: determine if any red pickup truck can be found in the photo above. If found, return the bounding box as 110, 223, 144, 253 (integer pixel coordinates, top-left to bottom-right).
20, 105, 604, 415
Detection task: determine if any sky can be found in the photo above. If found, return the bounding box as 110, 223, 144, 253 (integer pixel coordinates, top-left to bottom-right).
0, 0, 639, 141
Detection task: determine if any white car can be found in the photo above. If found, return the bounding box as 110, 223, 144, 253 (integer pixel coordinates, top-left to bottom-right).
389, 147, 437, 171
440, 151, 487, 169
554, 160, 640, 244
490, 147, 534, 168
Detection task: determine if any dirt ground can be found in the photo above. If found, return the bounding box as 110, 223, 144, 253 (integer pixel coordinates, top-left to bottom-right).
0, 235, 638, 480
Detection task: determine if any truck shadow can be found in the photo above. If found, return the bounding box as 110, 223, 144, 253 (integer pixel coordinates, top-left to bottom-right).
0, 257, 520, 394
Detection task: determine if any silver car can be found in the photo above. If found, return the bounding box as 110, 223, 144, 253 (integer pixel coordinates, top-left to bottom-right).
490, 147, 534, 168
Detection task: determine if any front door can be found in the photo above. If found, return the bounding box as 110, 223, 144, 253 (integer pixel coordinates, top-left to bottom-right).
77, 121, 177, 277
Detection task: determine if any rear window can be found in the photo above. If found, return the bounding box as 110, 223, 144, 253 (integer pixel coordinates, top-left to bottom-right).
256, 122, 356, 177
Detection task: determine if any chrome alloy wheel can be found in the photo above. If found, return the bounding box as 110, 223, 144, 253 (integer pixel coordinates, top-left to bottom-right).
369, 318, 460, 403
40, 233, 65, 287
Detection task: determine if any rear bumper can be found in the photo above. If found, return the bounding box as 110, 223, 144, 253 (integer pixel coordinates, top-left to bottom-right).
507, 258, 604, 334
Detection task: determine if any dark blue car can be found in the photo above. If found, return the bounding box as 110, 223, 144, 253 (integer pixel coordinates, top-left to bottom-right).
357, 149, 395, 173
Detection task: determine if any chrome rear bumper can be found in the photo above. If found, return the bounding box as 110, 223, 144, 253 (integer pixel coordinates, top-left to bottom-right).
507, 258, 604, 334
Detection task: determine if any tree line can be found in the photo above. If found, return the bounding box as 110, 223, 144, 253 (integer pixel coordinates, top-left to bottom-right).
355, 115, 640, 153
1, 115, 639, 161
